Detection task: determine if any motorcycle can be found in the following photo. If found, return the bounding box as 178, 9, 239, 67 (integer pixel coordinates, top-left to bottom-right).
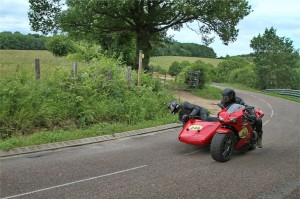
178, 103, 264, 162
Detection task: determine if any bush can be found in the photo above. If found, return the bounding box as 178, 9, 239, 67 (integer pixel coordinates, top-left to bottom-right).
215, 57, 252, 82
0, 57, 174, 139
177, 60, 215, 88
46, 35, 76, 57
229, 67, 257, 87
168, 61, 189, 76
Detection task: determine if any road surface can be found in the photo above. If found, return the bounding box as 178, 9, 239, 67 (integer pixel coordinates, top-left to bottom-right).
0, 90, 299, 199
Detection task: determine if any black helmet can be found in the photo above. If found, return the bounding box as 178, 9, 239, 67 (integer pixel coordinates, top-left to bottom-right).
167, 101, 181, 114
222, 88, 235, 103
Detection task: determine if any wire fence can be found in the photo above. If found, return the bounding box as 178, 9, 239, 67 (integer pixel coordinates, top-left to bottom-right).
32, 59, 300, 98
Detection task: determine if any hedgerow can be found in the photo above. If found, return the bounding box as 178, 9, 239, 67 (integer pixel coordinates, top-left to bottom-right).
0, 56, 174, 139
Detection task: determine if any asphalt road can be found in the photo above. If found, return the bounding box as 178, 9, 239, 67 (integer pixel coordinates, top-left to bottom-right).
0, 90, 299, 199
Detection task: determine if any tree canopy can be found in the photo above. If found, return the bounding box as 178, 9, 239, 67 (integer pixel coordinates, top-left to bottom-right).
168, 61, 188, 76
213, 57, 258, 87
215, 57, 252, 82
152, 42, 216, 58
29, 0, 252, 70
250, 27, 300, 89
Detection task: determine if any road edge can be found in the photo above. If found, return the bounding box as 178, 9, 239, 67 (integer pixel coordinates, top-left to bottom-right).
0, 123, 182, 158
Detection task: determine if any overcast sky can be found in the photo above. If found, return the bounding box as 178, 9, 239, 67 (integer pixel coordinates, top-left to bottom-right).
0, 0, 299, 57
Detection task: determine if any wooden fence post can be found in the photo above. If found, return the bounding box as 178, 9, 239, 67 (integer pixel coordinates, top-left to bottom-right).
34, 59, 40, 81
127, 66, 132, 89
138, 50, 143, 87
73, 62, 78, 78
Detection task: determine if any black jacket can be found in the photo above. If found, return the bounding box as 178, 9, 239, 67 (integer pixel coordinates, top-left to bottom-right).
178, 101, 208, 123
221, 96, 245, 108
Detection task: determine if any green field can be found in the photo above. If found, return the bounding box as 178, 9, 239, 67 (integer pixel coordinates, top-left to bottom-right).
0, 50, 75, 78
150, 56, 223, 70
0, 50, 223, 78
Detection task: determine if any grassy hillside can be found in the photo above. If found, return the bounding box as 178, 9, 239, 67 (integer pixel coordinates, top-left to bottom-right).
150, 56, 223, 70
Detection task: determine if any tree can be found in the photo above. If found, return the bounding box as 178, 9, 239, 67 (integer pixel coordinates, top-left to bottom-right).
151, 41, 217, 58
28, 0, 252, 71
228, 66, 257, 87
250, 27, 300, 89
168, 61, 188, 77
215, 57, 251, 82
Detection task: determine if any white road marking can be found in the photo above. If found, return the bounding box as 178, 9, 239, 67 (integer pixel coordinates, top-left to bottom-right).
251, 95, 273, 124
1, 165, 148, 199
263, 120, 270, 126
271, 110, 274, 118
259, 98, 266, 103
179, 149, 207, 157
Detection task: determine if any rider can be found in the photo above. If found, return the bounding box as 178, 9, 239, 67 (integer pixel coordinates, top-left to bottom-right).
221, 88, 263, 148
167, 101, 209, 126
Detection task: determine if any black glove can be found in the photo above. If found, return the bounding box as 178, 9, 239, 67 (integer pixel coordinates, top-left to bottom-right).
250, 115, 257, 121
182, 114, 189, 122
244, 113, 256, 123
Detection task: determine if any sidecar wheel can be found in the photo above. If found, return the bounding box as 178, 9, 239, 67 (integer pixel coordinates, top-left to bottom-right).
210, 133, 234, 162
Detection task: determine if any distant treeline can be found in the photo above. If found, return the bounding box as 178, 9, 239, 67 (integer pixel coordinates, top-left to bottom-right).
0, 32, 218, 58
0, 31, 47, 50
152, 42, 217, 58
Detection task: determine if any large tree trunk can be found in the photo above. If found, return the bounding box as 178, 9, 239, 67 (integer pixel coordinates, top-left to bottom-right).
135, 28, 151, 71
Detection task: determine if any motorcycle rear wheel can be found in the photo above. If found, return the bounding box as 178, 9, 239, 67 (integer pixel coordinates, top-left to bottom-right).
210, 133, 234, 162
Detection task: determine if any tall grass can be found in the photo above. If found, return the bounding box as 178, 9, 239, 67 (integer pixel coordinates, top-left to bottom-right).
0, 50, 177, 146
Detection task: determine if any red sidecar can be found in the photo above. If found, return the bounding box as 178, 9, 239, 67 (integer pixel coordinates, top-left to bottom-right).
178, 103, 264, 162
178, 119, 221, 146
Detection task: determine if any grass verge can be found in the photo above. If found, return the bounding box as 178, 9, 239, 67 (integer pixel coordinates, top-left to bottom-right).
0, 116, 178, 151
